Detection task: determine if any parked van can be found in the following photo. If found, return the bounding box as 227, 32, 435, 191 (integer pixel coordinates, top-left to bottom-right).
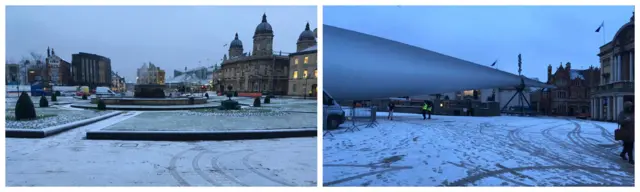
95, 87, 117, 97
323, 91, 346, 130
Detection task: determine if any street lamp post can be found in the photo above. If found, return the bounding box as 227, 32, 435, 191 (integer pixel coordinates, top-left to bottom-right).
303, 76, 308, 99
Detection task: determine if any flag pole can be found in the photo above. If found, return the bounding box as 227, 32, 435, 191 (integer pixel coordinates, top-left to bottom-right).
602, 21, 606, 45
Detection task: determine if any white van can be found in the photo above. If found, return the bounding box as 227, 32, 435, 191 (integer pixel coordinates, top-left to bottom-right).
323, 91, 346, 130
95, 87, 117, 97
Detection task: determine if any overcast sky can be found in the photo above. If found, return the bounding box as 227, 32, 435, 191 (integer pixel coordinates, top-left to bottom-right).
6, 6, 317, 82
324, 6, 634, 82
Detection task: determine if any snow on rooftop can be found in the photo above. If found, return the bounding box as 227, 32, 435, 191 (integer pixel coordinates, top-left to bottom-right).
570, 69, 585, 80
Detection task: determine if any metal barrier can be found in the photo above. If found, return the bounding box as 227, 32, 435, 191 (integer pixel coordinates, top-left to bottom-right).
343, 106, 378, 132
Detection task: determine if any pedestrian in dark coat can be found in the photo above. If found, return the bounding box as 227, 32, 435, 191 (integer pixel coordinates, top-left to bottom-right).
387, 102, 395, 120
618, 101, 635, 164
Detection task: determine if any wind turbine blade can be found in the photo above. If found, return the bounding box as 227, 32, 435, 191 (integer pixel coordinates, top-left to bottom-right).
323, 24, 553, 101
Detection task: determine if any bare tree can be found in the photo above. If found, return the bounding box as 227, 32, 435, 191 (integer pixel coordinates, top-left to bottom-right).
6, 57, 18, 64
30, 51, 44, 63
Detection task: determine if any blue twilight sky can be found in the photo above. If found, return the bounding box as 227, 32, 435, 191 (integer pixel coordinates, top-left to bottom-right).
324, 6, 635, 82
6, 6, 317, 82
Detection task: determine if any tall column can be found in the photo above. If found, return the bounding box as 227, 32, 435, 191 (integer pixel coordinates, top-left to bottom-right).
595, 98, 599, 120
617, 54, 620, 81
613, 96, 617, 121
613, 55, 617, 82
606, 97, 611, 120
618, 54, 622, 81
596, 97, 601, 120
601, 59, 605, 85
591, 98, 595, 118
600, 97, 604, 120
618, 96, 624, 118
611, 96, 615, 120
631, 52, 634, 81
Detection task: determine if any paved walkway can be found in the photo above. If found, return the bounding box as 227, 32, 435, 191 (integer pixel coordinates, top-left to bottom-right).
6, 113, 317, 186
100, 111, 316, 131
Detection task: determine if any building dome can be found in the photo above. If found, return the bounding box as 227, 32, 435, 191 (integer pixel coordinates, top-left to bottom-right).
313, 28, 317, 38
254, 13, 273, 35
298, 22, 315, 41
230, 33, 243, 49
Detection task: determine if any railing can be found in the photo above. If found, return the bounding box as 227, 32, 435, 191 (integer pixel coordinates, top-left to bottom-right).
342, 106, 378, 132
591, 81, 634, 94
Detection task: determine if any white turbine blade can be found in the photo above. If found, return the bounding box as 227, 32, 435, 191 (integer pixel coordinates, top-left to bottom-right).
323, 24, 553, 101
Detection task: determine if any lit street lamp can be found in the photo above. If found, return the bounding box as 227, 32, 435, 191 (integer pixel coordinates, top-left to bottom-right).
303, 75, 309, 99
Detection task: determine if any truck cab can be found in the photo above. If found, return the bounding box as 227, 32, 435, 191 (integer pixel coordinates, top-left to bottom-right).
323, 91, 346, 130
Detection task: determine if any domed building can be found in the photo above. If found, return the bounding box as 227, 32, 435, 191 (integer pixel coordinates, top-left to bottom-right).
288, 22, 318, 97
591, 12, 635, 121
253, 13, 274, 56
228, 33, 244, 59
296, 22, 316, 51
313, 28, 317, 38
217, 13, 295, 96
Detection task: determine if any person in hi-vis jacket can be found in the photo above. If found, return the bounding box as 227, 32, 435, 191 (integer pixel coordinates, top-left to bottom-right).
421, 101, 432, 120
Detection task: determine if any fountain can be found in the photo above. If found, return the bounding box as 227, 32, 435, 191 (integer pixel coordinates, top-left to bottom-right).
86, 65, 208, 107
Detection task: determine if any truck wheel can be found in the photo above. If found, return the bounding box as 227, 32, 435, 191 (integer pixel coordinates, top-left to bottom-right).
327, 116, 340, 130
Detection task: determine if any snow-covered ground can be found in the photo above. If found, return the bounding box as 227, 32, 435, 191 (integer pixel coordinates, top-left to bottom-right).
6, 111, 317, 186
323, 112, 634, 186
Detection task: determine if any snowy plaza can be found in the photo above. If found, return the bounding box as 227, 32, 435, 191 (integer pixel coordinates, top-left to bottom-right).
5, 94, 318, 186
323, 111, 635, 186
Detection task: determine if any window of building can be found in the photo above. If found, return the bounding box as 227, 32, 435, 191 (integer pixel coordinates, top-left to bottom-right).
314, 69, 318, 78
295, 58, 299, 65
292, 84, 296, 92
293, 71, 298, 79
573, 80, 581, 86
304, 56, 309, 64
303, 70, 308, 78
463, 90, 474, 96
556, 91, 567, 99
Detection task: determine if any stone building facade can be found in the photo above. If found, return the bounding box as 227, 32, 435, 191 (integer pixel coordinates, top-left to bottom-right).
537, 63, 600, 116
46, 47, 71, 86
71, 52, 112, 88
5, 64, 20, 85
288, 22, 318, 97
591, 13, 635, 121
219, 14, 295, 95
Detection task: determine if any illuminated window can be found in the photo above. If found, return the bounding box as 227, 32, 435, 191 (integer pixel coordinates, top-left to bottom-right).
314, 69, 318, 78
293, 71, 298, 79
303, 70, 308, 78
295, 58, 299, 65
304, 56, 309, 64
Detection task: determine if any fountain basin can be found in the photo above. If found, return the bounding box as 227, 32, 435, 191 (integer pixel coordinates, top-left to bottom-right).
91, 97, 207, 105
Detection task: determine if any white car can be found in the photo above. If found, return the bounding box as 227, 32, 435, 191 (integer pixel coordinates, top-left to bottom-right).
323, 91, 346, 130
62, 91, 76, 96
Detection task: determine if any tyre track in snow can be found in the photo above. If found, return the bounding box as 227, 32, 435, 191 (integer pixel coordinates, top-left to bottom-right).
456, 121, 619, 185
168, 145, 315, 186
242, 151, 298, 186
565, 120, 634, 175
514, 121, 618, 184
403, 120, 556, 186
447, 165, 630, 186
